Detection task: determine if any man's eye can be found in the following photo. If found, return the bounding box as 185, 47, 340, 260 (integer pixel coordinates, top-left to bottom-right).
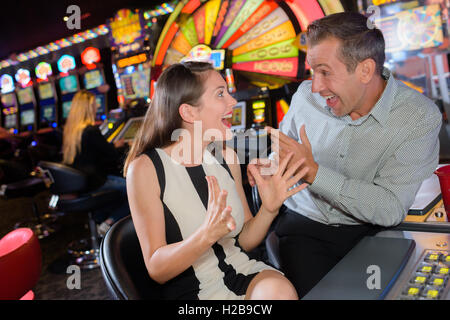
218, 91, 224, 97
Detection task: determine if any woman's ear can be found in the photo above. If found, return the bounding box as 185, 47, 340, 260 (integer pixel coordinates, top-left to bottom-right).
179, 103, 198, 124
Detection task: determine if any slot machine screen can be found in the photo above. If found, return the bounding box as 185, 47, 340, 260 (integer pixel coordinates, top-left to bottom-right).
95, 95, 105, 115
1, 93, 14, 107
40, 105, 56, 122
38, 83, 54, 100
120, 68, 150, 99
59, 75, 79, 94
5, 114, 16, 129
231, 101, 246, 131
20, 108, 35, 125
121, 118, 143, 141
84, 70, 104, 89
17, 87, 34, 105
62, 101, 72, 119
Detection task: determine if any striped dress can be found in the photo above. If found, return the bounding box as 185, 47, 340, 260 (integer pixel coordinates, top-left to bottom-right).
143, 147, 279, 300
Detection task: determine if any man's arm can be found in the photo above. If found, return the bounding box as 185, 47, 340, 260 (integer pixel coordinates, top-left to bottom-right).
308, 110, 442, 227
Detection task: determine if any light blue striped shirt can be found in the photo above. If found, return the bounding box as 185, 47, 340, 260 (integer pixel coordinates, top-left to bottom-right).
279, 69, 442, 227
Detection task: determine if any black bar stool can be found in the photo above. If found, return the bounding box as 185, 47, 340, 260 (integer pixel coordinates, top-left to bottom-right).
37, 161, 122, 269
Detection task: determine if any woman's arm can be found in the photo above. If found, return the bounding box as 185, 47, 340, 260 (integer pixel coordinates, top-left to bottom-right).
127, 155, 234, 284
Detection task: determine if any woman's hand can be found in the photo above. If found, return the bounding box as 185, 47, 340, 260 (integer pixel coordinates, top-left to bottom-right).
248, 152, 309, 214
200, 176, 236, 246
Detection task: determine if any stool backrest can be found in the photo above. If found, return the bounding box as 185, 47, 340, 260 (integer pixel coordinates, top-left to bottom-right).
37, 161, 87, 195
99, 215, 162, 300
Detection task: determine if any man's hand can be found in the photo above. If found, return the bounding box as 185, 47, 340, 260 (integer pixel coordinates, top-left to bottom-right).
266, 124, 318, 185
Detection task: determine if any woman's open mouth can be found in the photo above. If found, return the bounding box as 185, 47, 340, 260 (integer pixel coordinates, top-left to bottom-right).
221, 112, 232, 128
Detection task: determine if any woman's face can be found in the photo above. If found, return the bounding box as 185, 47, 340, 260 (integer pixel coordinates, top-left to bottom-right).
194, 70, 237, 142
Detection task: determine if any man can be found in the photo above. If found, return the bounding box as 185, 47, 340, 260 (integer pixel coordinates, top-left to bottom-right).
248, 12, 442, 298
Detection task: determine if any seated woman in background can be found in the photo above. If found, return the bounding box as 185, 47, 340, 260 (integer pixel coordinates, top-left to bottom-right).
62, 90, 130, 235
124, 62, 309, 300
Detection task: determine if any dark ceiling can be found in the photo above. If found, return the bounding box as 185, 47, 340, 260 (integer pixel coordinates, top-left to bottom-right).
0, 0, 168, 61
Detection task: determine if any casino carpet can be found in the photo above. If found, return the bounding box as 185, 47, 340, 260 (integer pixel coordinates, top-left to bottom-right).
0, 190, 114, 300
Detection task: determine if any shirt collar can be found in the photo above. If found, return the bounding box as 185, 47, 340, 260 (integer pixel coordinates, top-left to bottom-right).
366, 67, 395, 127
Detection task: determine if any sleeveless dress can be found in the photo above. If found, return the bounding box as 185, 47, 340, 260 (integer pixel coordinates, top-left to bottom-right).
143, 147, 280, 300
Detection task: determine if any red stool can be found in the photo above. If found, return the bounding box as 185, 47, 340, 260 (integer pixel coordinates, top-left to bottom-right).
0, 228, 42, 300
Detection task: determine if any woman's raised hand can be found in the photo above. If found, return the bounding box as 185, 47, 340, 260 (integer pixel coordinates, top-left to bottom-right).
200, 176, 236, 246
248, 152, 309, 214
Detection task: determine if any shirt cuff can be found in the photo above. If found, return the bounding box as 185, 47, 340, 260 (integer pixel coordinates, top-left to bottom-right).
308, 165, 346, 201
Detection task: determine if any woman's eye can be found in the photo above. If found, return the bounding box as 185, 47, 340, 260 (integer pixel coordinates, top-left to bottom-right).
218, 91, 224, 97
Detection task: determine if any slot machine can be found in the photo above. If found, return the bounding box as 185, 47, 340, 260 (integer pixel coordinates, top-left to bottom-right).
35, 62, 58, 130
0, 74, 19, 134
56, 54, 79, 125
80, 47, 108, 121
15, 68, 37, 134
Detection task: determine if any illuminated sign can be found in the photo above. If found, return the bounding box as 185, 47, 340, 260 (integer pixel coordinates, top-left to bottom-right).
372, 0, 398, 6
182, 45, 225, 70
0, 74, 14, 93
35, 62, 53, 80
15, 68, 32, 87
81, 47, 101, 68
110, 9, 143, 46
233, 57, 298, 78
57, 55, 76, 73
117, 53, 147, 68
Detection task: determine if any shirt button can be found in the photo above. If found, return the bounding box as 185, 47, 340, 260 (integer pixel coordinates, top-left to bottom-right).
339, 154, 344, 158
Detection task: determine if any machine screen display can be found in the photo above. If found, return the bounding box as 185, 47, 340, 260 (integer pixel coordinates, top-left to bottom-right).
4, 114, 16, 129
231, 101, 246, 131
17, 87, 34, 105
1, 93, 15, 107
122, 119, 143, 141
59, 75, 79, 94
84, 69, 104, 89
120, 67, 150, 100
40, 104, 56, 122
20, 108, 35, 125
38, 83, 54, 100
62, 101, 72, 119
95, 95, 105, 115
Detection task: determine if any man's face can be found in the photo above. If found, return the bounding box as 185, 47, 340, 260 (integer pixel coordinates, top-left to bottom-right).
306, 37, 365, 118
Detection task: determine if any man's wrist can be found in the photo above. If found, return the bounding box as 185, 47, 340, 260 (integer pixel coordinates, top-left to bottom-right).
306, 162, 319, 185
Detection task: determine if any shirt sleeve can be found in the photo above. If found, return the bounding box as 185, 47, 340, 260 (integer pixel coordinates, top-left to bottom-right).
308, 107, 442, 227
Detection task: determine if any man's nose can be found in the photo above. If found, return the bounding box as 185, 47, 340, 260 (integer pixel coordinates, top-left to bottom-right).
311, 75, 324, 93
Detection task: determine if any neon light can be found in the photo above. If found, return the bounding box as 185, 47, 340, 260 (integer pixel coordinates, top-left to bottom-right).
57, 55, 76, 73
35, 62, 53, 80
81, 47, 101, 68
15, 68, 32, 87
0, 74, 14, 93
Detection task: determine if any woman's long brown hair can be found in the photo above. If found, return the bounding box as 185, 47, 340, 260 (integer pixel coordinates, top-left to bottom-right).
123, 61, 214, 176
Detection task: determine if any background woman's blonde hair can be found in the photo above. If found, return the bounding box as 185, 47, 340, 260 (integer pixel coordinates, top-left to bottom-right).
62, 90, 97, 164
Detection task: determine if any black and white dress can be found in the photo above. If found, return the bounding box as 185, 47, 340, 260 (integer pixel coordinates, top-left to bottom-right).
143, 147, 279, 300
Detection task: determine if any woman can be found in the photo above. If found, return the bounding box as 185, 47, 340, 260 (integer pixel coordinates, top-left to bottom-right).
124, 62, 309, 300
62, 90, 129, 234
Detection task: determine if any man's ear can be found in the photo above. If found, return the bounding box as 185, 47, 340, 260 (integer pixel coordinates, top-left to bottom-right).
358, 58, 376, 84
179, 103, 197, 124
